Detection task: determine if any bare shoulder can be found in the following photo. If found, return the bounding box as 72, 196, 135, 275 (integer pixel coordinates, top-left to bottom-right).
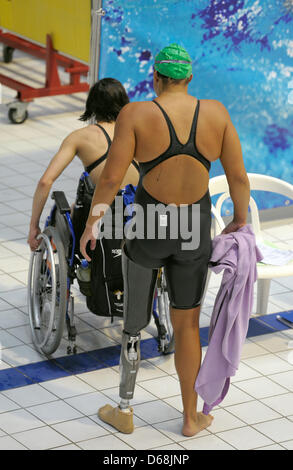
70, 124, 106, 140
117, 101, 155, 121
201, 99, 230, 115
59, 126, 103, 154
200, 99, 232, 130
62, 127, 87, 144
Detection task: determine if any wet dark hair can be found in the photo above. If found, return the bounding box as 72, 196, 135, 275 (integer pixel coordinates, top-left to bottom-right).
79, 78, 129, 122
156, 70, 189, 86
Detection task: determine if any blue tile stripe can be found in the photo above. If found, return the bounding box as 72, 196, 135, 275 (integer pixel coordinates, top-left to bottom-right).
256, 310, 293, 331
0, 312, 292, 392
0, 337, 163, 392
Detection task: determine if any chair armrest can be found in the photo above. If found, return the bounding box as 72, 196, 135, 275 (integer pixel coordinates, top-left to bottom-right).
211, 205, 225, 235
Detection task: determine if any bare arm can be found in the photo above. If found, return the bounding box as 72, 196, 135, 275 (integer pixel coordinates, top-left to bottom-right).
80, 104, 136, 260
28, 133, 78, 250
219, 104, 250, 233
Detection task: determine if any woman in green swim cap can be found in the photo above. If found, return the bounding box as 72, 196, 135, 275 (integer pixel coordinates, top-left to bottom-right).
81, 42, 250, 439
153, 43, 193, 94
154, 43, 193, 79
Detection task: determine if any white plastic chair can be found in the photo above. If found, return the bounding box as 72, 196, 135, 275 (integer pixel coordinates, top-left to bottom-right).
205, 173, 293, 315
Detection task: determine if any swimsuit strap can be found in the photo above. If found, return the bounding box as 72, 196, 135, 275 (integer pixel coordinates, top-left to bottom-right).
95, 123, 112, 147
153, 99, 199, 147
187, 99, 200, 147
132, 160, 139, 171
85, 123, 140, 175
84, 124, 111, 174
152, 100, 178, 143
138, 100, 210, 176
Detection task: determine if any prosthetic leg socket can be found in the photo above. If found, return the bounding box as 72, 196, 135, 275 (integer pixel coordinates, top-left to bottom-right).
119, 331, 141, 400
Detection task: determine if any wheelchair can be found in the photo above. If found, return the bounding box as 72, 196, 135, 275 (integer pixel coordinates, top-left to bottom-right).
27, 172, 174, 358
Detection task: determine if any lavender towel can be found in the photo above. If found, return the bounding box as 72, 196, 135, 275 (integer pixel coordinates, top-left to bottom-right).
195, 224, 263, 415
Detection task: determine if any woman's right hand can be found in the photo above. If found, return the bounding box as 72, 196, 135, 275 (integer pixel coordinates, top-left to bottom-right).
221, 220, 246, 234
27, 225, 42, 251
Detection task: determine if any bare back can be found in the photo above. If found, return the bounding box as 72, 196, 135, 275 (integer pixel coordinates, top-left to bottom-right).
132, 96, 226, 205
75, 123, 139, 188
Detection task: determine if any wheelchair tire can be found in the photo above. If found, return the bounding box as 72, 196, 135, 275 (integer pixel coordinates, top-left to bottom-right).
28, 225, 68, 356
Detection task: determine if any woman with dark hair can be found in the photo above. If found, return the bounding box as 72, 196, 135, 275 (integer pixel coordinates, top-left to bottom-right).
27, 78, 139, 251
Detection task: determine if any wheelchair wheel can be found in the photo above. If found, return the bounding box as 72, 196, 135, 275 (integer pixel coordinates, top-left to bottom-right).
28, 225, 68, 355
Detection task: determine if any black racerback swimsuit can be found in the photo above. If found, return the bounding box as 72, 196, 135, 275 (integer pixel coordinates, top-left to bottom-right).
124, 99, 212, 309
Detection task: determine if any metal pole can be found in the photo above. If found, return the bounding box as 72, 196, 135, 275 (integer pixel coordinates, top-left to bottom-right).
89, 0, 105, 123
89, 0, 105, 86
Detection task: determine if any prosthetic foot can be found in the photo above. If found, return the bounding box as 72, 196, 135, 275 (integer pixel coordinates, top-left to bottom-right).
98, 404, 134, 434
97, 331, 141, 434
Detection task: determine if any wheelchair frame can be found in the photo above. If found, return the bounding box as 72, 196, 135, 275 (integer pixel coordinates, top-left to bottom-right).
27, 176, 174, 358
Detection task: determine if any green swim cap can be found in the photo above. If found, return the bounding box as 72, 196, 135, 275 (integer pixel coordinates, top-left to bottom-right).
154, 43, 192, 80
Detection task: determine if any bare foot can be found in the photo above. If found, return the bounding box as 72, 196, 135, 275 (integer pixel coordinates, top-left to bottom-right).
182, 412, 214, 437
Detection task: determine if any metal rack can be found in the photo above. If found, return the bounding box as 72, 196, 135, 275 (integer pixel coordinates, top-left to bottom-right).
0, 30, 89, 123
0, 0, 105, 123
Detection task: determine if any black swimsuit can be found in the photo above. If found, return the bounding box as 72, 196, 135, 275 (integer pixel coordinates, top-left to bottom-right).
124, 99, 212, 309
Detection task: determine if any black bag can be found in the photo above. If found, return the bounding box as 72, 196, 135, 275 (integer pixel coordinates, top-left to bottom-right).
86, 188, 127, 321
72, 172, 136, 322
86, 236, 124, 320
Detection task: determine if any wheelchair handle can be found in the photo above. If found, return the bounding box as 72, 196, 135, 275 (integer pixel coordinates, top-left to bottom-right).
51, 191, 71, 214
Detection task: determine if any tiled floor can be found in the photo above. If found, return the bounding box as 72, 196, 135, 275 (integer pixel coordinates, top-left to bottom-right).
0, 49, 293, 450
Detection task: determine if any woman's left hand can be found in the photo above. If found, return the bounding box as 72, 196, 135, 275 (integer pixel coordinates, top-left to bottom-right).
80, 224, 98, 262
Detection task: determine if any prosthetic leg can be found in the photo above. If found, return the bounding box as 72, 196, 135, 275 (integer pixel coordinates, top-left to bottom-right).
98, 247, 158, 433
